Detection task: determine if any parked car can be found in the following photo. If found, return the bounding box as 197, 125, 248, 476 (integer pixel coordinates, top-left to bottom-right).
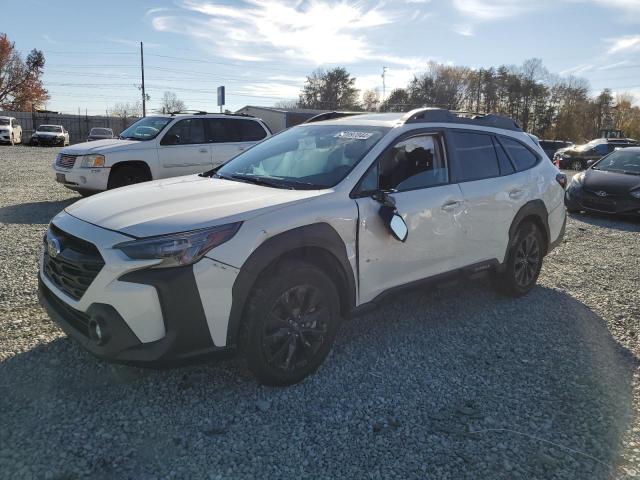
0, 116, 23, 145
555, 137, 638, 170
38, 108, 567, 386
51, 112, 271, 196
31, 125, 70, 147
565, 147, 640, 216
539, 140, 573, 161
86, 127, 114, 142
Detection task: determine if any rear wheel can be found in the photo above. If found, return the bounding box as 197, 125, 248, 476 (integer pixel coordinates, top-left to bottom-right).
107, 165, 150, 189
570, 159, 583, 171
493, 221, 544, 297
242, 261, 341, 386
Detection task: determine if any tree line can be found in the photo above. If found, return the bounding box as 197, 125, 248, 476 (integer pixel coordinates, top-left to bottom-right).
293, 61, 640, 143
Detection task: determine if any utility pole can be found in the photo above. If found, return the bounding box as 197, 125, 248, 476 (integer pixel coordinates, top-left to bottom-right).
140, 42, 146, 117
381, 66, 388, 103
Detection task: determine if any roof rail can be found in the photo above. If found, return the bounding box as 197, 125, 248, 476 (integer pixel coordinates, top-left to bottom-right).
304, 111, 363, 123
167, 110, 255, 118
402, 107, 521, 131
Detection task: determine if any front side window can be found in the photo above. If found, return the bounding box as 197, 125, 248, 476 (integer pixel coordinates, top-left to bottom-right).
377, 135, 448, 192
120, 116, 172, 141
500, 137, 538, 171
160, 118, 206, 145
217, 124, 390, 189
450, 131, 500, 182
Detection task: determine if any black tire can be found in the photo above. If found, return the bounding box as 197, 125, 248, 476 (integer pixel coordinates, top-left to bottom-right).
242, 260, 341, 386
570, 159, 583, 171
107, 165, 149, 189
493, 221, 544, 297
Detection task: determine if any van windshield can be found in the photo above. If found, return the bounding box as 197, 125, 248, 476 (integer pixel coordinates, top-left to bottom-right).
216, 124, 390, 190
119, 117, 172, 141
38, 125, 62, 133
0, 118, 9, 126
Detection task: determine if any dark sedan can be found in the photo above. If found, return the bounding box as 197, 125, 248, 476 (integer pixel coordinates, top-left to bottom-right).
555, 138, 638, 170
565, 147, 640, 216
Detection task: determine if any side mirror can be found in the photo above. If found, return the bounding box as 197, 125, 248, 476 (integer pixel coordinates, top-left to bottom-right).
377, 201, 408, 243
163, 133, 180, 145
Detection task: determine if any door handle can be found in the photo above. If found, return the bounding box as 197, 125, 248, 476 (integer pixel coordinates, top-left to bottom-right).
199, 148, 208, 153
238, 147, 245, 152
441, 200, 462, 211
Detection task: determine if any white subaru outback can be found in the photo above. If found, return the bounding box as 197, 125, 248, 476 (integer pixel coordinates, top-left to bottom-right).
39, 109, 567, 386
50, 112, 271, 196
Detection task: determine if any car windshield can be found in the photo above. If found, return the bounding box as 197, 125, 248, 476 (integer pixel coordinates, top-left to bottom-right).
0, 118, 9, 126
119, 117, 172, 140
216, 124, 390, 189
90, 128, 112, 135
592, 150, 640, 175
38, 125, 62, 133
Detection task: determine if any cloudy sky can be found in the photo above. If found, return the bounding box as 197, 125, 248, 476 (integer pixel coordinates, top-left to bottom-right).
4, 0, 640, 113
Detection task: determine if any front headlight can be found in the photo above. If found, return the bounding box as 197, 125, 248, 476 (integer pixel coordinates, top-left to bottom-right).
631, 190, 640, 199
80, 154, 106, 168
114, 223, 241, 268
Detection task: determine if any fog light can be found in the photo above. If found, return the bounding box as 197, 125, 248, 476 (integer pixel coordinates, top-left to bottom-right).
88, 318, 107, 345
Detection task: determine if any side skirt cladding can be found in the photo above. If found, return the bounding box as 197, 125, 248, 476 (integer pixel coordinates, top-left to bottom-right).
226, 223, 357, 347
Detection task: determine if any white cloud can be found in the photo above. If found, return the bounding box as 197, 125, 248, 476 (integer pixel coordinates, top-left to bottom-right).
597, 60, 632, 70
606, 34, 640, 53
451, 0, 536, 20
453, 24, 474, 36
150, 0, 427, 66
559, 63, 595, 76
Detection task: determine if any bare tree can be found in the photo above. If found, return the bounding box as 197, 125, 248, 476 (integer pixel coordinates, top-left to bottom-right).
273, 99, 299, 109
109, 101, 142, 119
161, 91, 186, 113
362, 89, 380, 111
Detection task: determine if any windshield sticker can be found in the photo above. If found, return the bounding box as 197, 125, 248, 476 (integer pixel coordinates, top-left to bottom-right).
334, 131, 373, 140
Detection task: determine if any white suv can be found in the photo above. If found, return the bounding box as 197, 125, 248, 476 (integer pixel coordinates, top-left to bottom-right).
39, 109, 567, 386
0, 116, 23, 145
50, 113, 271, 195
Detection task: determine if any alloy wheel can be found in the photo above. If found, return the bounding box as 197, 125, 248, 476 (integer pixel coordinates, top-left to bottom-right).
514, 233, 540, 288
262, 284, 328, 373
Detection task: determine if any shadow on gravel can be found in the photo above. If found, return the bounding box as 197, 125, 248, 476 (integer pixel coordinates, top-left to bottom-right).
0, 198, 78, 224
0, 281, 637, 479
568, 212, 640, 232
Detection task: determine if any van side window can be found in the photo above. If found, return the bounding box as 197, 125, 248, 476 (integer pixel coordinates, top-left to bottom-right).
500, 137, 538, 171
450, 131, 500, 182
378, 135, 448, 192
206, 119, 267, 143
161, 119, 206, 145
238, 120, 268, 142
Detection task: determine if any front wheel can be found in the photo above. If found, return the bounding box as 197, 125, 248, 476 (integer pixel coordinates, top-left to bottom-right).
107, 165, 150, 189
493, 221, 544, 297
242, 261, 341, 386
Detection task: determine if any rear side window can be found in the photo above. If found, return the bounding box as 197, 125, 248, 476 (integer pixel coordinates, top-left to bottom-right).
206, 118, 267, 143
493, 137, 515, 175
450, 131, 500, 182
500, 137, 538, 171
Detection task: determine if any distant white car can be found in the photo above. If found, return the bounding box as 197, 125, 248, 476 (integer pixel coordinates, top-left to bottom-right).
0, 116, 23, 145
32, 125, 70, 147
51, 112, 271, 196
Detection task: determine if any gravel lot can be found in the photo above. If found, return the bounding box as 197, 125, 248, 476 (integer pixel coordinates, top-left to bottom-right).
1, 145, 639, 479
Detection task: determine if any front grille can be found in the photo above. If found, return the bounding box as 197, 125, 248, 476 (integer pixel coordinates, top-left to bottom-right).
582, 190, 619, 212
43, 224, 104, 300
56, 154, 77, 169
40, 280, 91, 337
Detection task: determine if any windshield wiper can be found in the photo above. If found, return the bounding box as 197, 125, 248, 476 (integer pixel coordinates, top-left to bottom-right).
227, 174, 292, 189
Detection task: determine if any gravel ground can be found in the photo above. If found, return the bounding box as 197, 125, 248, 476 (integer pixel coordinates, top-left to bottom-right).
0, 145, 639, 479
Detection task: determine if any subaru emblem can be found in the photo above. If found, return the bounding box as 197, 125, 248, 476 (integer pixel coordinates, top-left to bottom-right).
47, 235, 61, 258
595, 191, 608, 197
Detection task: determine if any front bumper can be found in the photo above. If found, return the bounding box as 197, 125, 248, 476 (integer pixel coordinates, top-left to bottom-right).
38, 212, 237, 366
34, 135, 64, 146
52, 165, 111, 192
565, 186, 640, 216
0, 131, 11, 142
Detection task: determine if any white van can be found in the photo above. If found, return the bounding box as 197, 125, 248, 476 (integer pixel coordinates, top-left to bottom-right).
51, 113, 271, 195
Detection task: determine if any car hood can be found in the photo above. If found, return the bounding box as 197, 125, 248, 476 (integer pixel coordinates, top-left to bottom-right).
583, 168, 640, 194
62, 138, 144, 154
65, 175, 330, 237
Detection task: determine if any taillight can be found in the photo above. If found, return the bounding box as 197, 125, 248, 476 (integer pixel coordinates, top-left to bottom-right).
556, 173, 567, 189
